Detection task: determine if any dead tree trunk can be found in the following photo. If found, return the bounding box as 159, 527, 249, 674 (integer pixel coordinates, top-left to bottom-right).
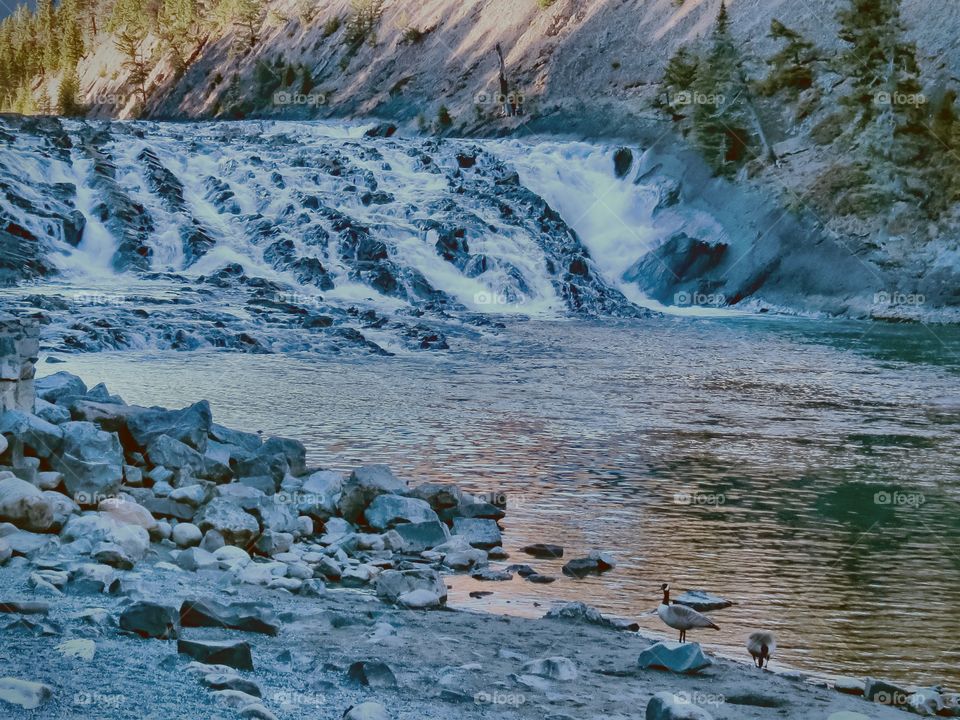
495, 43, 513, 116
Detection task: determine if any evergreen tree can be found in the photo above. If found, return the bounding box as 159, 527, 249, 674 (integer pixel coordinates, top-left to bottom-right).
762, 20, 816, 97
300, 66, 315, 95
661, 45, 698, 111
37, 84, 52, 114
57, 68, 82, 116
109, 0, 150, 107
159, 0, 198, 70
692, 1, 751, 174
37, 0, 60, 75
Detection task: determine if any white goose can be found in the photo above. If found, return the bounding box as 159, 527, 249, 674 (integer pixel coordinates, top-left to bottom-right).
746, 631, 776, 668
657, 583, 720, 642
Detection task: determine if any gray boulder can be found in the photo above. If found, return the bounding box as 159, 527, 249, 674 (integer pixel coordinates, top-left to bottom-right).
343, 702, 389, 720
297, 470, 343, 520
147, 435, 231, 483
177, 639, 253, 670
409, 482, 464, 512
33, 399, 70, 425
210, 423, 262, 451
61, 513, 150, 562
195, 498, 260, 547
259, 437, 307, 476
127, 401, 212, 452
364, 494, 439, 531
646, 692, 714, 720
389, 520, 450, 552
119, 601, 180, 639
35, 371, 87, 404
375, 568, 446, 604
521, 656, 577, 680
347, 660, 398, 688
338, 465, 406, 524
0, 477, 54, 531
673, 590, 732, 611
53, 421, 124, 503
452, 518, 501, 549
637, 642, 712, 673
0, 410, 63, 458
179, 599, 279, 636
176, 547, 218, 571
172, 522, 202, 547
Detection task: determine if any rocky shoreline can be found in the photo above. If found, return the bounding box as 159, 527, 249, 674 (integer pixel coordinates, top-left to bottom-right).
0, 319, 952, 719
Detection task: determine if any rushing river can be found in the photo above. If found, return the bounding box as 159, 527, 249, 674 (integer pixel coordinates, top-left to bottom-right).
46, 314, 960, 687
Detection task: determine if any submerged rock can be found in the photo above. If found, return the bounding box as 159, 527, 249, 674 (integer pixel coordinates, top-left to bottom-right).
522, 543, 563, 558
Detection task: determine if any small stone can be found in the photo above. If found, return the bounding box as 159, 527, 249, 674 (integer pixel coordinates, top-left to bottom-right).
177, 638, 253, 670
398, 589, 443, 609
637, 641, 712, 673
0, 677, 53, 710
348, 660, 398, 688
834, 676, 865, 695
343, 701, 390, 720
646, 691, 714, 720
56, 638, 96, 661
522, 543, 563, 558
521, 656, 577, 681
119, 601, 180, 639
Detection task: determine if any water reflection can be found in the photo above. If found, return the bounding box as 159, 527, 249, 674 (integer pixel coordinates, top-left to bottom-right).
49, 315, 960, 686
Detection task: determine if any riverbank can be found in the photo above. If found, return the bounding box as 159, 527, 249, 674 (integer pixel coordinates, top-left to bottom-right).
0, 341, 955, 717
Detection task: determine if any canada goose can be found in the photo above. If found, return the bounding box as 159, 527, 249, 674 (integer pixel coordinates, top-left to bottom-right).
657, 583, 720, 642
746, 631, 776, 668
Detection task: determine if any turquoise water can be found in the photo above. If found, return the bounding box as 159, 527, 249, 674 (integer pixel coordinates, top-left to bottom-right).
48, 314, 960, 687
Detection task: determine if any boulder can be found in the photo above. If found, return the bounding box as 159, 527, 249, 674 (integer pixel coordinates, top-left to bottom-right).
195, 498, 260, 547
169, 484, 211, 507
201, 673, 262, 697
240, 704, 277, 720
35, 371, 87, 404
452, 518, 501, 549
391, 520, 450, 552
141, 496, 195, 521
127, 401, 212, 452
338, 465, 406, 524
99, 496, 157, 533
375, 568, 446, 604
147, 435, 230, 482
179, 599, 279, 636
645, 691, 714, 720
177, 639, 253, 670
343, 701, 390, 720
61, 513, 149, 562
259, 437, 307, 476
0, 677, 53, 710
0, 477, 54, 531
522, 543, 563, 558
562, 552, 616, 578
864, 678, 911, 705
34, 399, 70, 425
364, 494, 439, 531
398, 588, 443, 609
521, 656, 577, 681
0, 410, 63, 458
637, 641, 712, 673
834, 676, 865, 695
454, 501, 505, 521
348, 661, 398, 688
119, 601, 180, 639
543, 602, 639, 631
471, 568, 512, 581
409, 483, 464, 512
209, 423, 262, 452
0, 525, 59, 556
297, 470, 342, 520
176, 546, 218, 571
250, 498, 298, 533
172, 522, 203, 547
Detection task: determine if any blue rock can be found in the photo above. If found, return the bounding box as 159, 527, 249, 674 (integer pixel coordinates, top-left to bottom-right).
637, 641, 712, 673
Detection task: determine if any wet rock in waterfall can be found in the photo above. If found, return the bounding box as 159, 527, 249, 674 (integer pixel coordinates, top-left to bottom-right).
177, 638, 254, 670
613, 147, 634, 178
195, 499, 260, 547
364, 494, 439, 531
348, 660, 399, 688
203, 176, 241, 214
522, 543, 564, 559
672, 589, 732, 612
0, 477, 55, 532
138, 148, 187, 212
646, 692, 714, 720
452, 518, 502, 549
179, 599, 279, 636
181, 223, 216, 266
364, 123, 397, 138
0, 677, 54, 711
638, 641, 712, 673
120, 601, 181, 639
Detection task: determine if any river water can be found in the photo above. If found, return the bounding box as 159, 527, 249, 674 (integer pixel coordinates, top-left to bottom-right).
47, 312, 960, 687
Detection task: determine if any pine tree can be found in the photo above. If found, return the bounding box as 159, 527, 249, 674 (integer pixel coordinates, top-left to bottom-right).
109, 0, 150, 108
762, 20, 816, 97
661, 45, 699, 110
159, 0, 198, 70
37, 0, 60, 75
37, 84, 52, 114
837, 0, 905, 124
57, 69, 82, 116
228, 0, 263, 50
692, 1, 751, 174
300, 66, 315, 95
